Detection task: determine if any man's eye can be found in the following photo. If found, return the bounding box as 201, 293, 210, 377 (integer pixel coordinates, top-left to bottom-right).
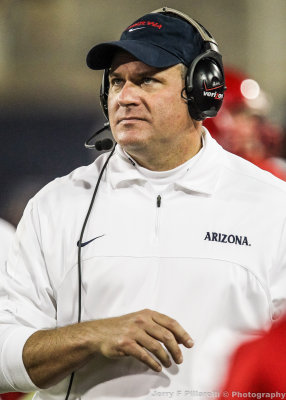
110, 78, 123, 86
142, 77, 154, 85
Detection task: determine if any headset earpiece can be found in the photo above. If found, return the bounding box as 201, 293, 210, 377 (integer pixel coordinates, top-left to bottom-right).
185, 53, 226, 121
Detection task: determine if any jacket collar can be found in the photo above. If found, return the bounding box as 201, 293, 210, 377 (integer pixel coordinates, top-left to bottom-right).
108, 128, 224, 195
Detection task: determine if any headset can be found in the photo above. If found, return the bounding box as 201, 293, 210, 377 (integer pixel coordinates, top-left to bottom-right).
99, 6, 226, 122
65, 8, 226, 399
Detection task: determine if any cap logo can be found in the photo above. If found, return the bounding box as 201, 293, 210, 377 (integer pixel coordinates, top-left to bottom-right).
129, 27, 145, 32
126, 20, 163, 32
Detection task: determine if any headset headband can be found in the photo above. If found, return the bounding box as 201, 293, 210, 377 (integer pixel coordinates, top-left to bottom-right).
151, 7, 218, 46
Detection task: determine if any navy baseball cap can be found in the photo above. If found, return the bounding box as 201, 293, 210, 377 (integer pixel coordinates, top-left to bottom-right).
86, 12, 204, 70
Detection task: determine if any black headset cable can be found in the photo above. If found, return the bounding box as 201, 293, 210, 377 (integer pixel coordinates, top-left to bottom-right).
64, 143, 117, 400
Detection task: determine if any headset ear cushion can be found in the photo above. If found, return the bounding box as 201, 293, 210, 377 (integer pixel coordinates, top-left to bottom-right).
186, 58, 225, 121
100, 69, 110, 120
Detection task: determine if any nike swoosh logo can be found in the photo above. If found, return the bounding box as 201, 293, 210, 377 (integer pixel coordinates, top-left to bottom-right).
77, 234, 105, 247
129, 27, 145, 32
203, 80, 224, 91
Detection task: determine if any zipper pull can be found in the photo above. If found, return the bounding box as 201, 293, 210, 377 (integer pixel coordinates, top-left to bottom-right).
128, 157, 136, 166
157, 195, 161, 208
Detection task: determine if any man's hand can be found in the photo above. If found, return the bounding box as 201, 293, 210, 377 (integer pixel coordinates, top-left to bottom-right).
23, 309, 194, 388
87, 309, 194, 372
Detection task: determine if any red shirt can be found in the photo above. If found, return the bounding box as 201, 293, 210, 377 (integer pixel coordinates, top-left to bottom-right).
221, 317, 286, 398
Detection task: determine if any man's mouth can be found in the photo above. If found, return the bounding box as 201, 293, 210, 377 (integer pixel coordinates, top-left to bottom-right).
117, 117, 147, 124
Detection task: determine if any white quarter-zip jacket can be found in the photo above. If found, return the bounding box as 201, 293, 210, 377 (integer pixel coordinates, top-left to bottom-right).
1, 129, 286, 399
0, 219, 15, 270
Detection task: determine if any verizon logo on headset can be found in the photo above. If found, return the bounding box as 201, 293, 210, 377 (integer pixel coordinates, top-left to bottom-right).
203, 81, 224, 100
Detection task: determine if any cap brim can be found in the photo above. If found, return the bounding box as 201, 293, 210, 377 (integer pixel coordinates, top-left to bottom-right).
86, 40, 182, 70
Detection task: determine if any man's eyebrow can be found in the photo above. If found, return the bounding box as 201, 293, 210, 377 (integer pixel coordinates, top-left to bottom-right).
109, 71, 120, 78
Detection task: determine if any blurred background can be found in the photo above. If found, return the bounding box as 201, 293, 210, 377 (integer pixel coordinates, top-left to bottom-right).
1, 0, 286, 227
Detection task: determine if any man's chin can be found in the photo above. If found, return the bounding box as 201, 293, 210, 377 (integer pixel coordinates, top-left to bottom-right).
115, 132, 149, 150
119, 140, 147, 154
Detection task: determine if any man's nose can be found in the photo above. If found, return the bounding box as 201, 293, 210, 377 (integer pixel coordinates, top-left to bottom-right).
117, 81, 140, 107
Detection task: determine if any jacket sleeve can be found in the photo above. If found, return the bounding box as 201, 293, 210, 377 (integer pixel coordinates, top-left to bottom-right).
270, 215, 286, 321
0, 200, 57, 393
0, 219, 15, 268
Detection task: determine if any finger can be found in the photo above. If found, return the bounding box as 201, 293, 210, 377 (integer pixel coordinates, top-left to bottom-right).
152, 312, 194, 348
145, 323, 183, 364
136, 331, 171, 368
122, 341, 162, 372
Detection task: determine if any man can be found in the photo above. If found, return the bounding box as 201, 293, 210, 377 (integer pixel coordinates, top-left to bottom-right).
1, 8, 286, 400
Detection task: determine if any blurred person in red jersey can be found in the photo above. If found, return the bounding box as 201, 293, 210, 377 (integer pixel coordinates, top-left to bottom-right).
0, 394, 24, 400
204, 67, 286, 180
220, 315, 286, 397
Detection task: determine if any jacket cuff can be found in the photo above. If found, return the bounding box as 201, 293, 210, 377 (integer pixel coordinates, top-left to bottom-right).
1, 327, 40, 392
